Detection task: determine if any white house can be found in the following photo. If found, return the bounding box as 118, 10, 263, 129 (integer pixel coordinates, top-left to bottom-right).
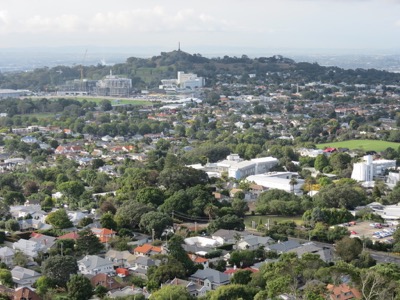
78, 255, 115, 276
236, 235, 274, 251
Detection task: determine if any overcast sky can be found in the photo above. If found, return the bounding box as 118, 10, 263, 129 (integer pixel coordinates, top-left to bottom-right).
1, 0, 400, 54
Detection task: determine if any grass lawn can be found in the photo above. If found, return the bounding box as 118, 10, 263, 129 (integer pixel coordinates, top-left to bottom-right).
244, 215, 303, 229
15, 112, 55, 119
317, 139, 400, 152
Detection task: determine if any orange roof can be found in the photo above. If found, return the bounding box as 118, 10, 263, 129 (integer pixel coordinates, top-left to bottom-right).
116, 268, 129, 276
188, 254, 208, 264
327, 283, 362, 300
134, 243, 161, 254
58, 232, 80, 240
99, 228, 116, 235
91, 228, 116, 243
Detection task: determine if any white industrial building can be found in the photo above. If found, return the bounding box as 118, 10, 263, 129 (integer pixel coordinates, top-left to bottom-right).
177, 71, 205, 89
160, 71, 204, 91
387, 172, 400, 188
246, 172, 304, 195
351, 155, 396, 182
188, 154, 278, 180
0, 89, 30, 99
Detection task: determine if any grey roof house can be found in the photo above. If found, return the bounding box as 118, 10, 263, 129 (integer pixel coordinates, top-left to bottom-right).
189, 268, 230, 291
11, 266, 41, 287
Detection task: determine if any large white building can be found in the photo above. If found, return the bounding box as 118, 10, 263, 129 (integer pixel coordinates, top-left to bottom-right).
177, 71, 205, 89
160, 71, 205, 91
351, 155, 396, 182
189, 154, 279, 180
246, 172, 304, 195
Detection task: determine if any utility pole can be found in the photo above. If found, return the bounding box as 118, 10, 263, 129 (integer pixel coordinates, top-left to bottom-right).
152, 228, 155, 242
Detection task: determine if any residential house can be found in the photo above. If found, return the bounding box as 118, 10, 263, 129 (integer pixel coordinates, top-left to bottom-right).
133, 244, 163, 257
211, 229, 249, 245
90, 273, 122, 290
13, 287, 41, 300
128, 153, 147, 162
266, 240, 301, 254
57, 231, 79, 241
68, 211, 90, 225
107, 286, 149, 299
10, 205, 47, 222
327, 283, 362, 300
78, 255, 115, 276
12, 239, 46, 258
236, 235, 274, 251
130, 256, 160, 278
91, 228, 116, 243
11, 266, 41, 287
189, 269, 230, 291
164, 277, 208, 298
188, 254, 209, 269
18, 219, 52, 231
0, 247, 14, 266
29, 233, 57, 253
116, 268, 129, 278
249, 184, 268, 198
288, 242, 334, 263
101, 135, 113, 142
105, 250, 136, 268
54, 145, 83, 155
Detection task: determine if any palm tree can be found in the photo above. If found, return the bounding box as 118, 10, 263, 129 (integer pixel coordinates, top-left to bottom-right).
289, 177, 298, 194
203, 204, 218, 221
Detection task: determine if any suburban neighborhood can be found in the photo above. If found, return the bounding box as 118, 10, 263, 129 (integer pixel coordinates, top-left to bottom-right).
0, 51, 399, 299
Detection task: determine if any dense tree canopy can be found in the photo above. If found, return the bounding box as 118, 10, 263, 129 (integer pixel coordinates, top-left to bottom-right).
42, 255, 78, 287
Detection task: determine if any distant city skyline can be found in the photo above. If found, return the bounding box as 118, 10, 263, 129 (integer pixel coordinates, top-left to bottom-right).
1, 0, 400, 54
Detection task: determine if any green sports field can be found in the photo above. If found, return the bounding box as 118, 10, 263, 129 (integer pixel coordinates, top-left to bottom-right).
317, 139, 400, 152
244, 215, 303, 229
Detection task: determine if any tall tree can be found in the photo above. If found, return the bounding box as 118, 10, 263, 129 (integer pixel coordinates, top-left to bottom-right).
139, 211, 173, 239
150, 285, 192, 300
335, 236, 363, 263
67, 274, 93, 300
76, 228, 104, 255
46, 209, 73, 229
42, 255, 78, 287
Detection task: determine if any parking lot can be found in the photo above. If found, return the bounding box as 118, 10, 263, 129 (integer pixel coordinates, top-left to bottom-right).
337, 221, 397, 243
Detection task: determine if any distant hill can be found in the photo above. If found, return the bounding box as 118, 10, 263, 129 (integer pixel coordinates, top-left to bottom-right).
1, 50, 400, 91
